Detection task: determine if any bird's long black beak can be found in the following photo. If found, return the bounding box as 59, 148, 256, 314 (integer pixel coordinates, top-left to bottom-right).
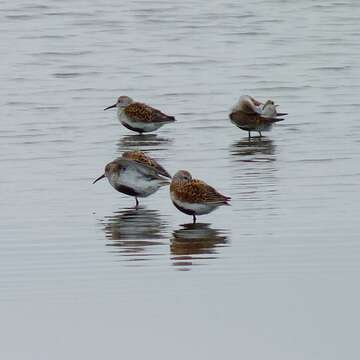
104, 103, 117, 111
93, 174, 105, 184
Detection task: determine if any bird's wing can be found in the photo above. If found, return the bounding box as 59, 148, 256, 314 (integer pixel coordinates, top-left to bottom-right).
230, 111, 284, 125
230, 111, 258, 124
124, 102, 175, 123
115, 158, 169, 183
180, 179, 230, 204
122, 151, 171, 178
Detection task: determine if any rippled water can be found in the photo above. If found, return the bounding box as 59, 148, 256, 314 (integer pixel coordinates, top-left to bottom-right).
1, 0, 360, 359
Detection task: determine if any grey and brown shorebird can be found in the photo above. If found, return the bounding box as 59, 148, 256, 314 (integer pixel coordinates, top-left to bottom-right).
104, 96, 176, 134
170, 170, 231, 224
229, 95, 287, 139
93, 151, 171, 208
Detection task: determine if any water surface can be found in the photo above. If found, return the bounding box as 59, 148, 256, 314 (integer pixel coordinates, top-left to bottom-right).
1, 0, 360, 359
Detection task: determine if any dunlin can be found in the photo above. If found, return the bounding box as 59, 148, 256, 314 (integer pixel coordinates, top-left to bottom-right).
170, 170, 230, 223
229, 95, 287, 138
104, 96, 175, 134
93, 151, 171, 207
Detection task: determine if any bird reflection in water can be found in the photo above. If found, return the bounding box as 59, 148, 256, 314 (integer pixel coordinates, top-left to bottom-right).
117, 133, 172, 151
230, 138, 278, 202
230, 138, 276, 161
170, 223, 228, 271
101, 207, 168, 264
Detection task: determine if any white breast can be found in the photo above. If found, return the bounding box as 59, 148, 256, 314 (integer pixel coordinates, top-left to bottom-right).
118, 110, 164, 132
109, 167, 163, 197
171, 195, 218, 215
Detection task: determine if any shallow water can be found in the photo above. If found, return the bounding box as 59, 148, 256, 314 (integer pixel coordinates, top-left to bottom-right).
1, 0, 360, 359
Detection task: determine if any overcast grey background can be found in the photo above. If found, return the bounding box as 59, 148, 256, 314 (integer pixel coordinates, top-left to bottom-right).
1, 0, 360, 359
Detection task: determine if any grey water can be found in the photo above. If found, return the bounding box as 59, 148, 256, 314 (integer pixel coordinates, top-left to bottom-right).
1, 0, 360, 358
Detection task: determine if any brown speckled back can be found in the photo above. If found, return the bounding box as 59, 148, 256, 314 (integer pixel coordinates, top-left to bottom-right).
124, 102, 175, 123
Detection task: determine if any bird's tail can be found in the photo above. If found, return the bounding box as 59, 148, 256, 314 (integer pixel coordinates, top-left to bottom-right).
223, 196, 231, 205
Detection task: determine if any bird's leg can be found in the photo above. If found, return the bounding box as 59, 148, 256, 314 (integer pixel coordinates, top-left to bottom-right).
135, 197, 139, 209
248, 131, 251, 141
258, 130, 262, 137
192, 214, 196, 224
